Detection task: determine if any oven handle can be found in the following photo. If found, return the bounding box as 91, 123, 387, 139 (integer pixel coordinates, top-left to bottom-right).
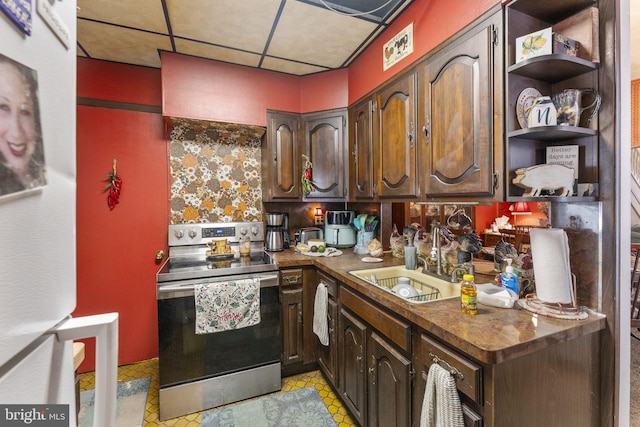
157, 273, 280, 300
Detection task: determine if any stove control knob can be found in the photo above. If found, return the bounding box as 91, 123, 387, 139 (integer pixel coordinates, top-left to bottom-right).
174, 229, 184, 239
239, 226, 248, 236
250, 226, 259, 236
188, 228, 198, 239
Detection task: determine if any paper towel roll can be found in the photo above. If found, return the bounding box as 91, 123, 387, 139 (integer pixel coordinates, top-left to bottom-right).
529, 228, 574, 304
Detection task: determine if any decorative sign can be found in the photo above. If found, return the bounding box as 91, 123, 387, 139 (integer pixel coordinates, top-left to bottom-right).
547, 145, 579, 179
0, 0, 32, 35
383, 23, 413, 71
37, 0, 70, 49
515, 27, 552, 64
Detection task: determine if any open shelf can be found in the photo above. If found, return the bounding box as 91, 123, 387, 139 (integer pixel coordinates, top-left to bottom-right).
508, 54, 597, 81
508, 126, 597, 141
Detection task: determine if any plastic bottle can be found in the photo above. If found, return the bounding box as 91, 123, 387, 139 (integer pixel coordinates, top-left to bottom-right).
501, 258, 519, 297
404, 239, 417, 270
460, 274, 478, 315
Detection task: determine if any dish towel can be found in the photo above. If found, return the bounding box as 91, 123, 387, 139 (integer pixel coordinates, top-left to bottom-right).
420, 363, 464, 427
194, 278, 260, 334
313, 282, 329, 346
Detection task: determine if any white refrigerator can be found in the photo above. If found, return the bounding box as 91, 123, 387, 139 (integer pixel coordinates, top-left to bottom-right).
0, 2, 116, 425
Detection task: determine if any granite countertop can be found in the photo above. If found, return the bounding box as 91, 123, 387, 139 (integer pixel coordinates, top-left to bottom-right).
269, 247, 606, 365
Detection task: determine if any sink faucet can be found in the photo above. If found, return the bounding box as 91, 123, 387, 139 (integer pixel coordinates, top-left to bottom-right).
430, 226, 442, 275
450, 262, 475, 283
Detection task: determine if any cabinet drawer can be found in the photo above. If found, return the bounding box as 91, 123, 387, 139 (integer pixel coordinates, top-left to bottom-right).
420, 334, 482, 404
281, 268, 303, 286
340, 286, 411, 352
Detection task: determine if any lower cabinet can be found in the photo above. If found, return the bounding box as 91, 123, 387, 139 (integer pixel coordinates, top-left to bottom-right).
316, 271, 339, 389
339, 286, 412, 427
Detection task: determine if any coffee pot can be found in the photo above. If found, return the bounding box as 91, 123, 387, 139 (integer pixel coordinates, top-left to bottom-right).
265, 212, 289, 251
552, 88, 601, 127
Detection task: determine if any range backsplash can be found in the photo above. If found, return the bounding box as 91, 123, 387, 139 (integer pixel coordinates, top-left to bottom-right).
168, 117, 266, 224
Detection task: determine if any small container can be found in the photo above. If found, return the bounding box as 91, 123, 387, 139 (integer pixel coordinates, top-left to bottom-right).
404, 244, 417, 270
238, 235, 251, 256
460, 274, 478, 315
501, 258, 519, 296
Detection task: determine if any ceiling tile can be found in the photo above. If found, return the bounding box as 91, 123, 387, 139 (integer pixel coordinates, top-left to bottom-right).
78, 20, 172, 68
166, 0, 282, 53
268, 0, 377, 68
261, 56, 329, 75
77, 0, 168, 34
174, 39, 262, 68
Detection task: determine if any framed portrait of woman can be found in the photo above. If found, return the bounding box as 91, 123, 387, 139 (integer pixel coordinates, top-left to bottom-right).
0, 52, 46, 197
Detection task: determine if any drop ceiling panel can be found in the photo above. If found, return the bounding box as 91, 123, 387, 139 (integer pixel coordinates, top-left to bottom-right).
269, 0, 378, 68
174, 39, 262, 68
78, 20, 172, 68
167, 0, 281, 53
77, 0, 168, 33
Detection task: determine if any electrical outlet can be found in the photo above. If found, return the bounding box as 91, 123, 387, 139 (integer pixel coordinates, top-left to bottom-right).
315, 216, 324, 226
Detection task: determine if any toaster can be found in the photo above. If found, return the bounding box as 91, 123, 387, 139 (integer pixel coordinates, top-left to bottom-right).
294, 227, 324, 245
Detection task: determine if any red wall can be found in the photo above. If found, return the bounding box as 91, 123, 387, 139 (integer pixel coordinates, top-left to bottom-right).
348, 0, 501, 102
75, 59, 168, 372
161, 53, 349, 126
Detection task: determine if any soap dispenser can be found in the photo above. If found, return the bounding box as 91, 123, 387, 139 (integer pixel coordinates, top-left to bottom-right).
404, 238, 417, 270
501, 258, 519, 296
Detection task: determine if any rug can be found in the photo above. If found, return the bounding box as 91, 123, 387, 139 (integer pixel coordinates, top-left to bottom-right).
78, 376, 150, 427
201, 386, 337, 427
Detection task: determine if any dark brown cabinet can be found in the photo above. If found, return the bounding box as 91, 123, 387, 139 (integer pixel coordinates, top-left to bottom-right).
303, 109, 348, 200
339, 286, 412, 427
373, 72, 419, 199
264, 109, 347, 201
280, 268, 304, 367
418, 9, 503, 201
348, 98, 375, 201
316, 271, 339, 389
367, 332, 411, 427
263, 111, 302, 201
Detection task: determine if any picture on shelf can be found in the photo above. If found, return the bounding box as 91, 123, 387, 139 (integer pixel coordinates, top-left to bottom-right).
578, 183, 598, 197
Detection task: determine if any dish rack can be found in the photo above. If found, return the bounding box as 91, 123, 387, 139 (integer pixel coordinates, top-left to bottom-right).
376, 276, 441, 302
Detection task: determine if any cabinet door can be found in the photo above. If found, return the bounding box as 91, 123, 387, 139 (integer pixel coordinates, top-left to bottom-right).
419, 14, 501, 199
317, 297, 338, 387
374, 73, 418, 199
281, 286, 303, 366
339, 308, 367, 426
367, 332, 411, 427
349, 98, 375, 200
303, 109, 347, 200
264, 111, 301, 200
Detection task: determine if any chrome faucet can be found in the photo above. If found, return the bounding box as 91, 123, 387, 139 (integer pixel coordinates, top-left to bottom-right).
430, 226, 442, 275
450, 262, 475, 283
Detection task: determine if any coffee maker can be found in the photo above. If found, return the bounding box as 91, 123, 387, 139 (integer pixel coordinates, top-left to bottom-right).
265, 212, 290, 251
324, 210, 356, 248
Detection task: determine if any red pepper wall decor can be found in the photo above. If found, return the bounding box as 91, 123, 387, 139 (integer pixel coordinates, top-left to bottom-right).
105, 158, 122, 210
301, 154, 314, 196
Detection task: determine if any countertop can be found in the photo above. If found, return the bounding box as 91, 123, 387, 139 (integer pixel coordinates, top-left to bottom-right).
268, 247, 606, 365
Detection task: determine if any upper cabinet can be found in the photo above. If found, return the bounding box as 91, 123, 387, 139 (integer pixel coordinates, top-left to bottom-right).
303, 109, 348, 201
263, 109, 348, 202
264, 111, 302, 201
505, 0, 600, 201
348, 98, 375, 201
418, 10, 503, 201
373, 72, 419, 200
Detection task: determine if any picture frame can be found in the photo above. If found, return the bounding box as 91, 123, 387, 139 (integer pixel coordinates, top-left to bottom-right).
0, 52, 46, 198
577, 183, 598, 197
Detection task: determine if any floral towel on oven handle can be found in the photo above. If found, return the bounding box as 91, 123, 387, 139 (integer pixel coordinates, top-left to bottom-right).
194, 278, 261, 334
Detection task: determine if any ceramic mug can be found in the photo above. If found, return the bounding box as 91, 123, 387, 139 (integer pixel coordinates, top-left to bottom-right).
552, 88, 601, 126
216, 239, 228, 254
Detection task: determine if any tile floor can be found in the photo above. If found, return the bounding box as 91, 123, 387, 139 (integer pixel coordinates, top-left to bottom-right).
79, 358, 356, 426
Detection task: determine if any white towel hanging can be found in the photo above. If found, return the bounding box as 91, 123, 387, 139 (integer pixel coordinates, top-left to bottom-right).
313, 282, 329, 346
420, 363, 464, 427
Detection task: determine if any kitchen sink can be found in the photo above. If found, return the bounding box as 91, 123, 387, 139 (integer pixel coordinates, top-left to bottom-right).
349, 266, 460, 304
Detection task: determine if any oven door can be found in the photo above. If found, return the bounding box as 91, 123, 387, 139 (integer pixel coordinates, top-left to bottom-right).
157, 272, 280, 388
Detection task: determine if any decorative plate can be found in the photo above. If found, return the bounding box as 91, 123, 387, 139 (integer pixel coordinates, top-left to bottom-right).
516, 87, 542, 129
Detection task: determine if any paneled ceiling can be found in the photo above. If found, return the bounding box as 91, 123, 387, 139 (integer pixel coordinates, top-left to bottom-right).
76, 0, 415, 76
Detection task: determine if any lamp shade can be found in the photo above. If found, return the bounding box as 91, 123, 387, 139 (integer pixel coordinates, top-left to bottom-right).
314, 207, 323, 216
509, 202, 531, 214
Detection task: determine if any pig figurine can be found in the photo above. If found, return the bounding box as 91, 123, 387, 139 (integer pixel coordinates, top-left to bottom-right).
512, 164, 574, 197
